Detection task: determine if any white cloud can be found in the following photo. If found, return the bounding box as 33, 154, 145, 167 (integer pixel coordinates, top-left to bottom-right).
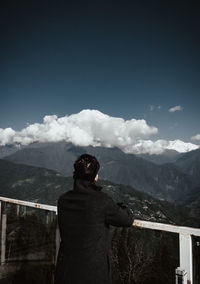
0, 109, 198, 155
191, 134, 200, 141
124, 139, 199, 155
0, 109, 158, 148
0, 128, 16, 145
149, 105, 162, 111
165, 140, 199, 153
168, 105, 184, 112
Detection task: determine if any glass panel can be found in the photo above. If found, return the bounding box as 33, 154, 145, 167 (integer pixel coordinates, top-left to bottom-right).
110, 227, 179, 284
0, 203, 57, 284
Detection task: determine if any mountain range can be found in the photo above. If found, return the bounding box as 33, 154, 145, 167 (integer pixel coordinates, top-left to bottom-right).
0, 159, 197, 227
137, 149, 181, 164
1, 142, 200, 202
0, 143, 199, 284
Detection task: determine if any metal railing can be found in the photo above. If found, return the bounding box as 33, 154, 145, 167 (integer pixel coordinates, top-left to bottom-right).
0, 196, 200, 284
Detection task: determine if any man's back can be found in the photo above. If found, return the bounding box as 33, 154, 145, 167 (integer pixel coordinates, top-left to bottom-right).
58, 179, 110, 251
55, 179, 134, 284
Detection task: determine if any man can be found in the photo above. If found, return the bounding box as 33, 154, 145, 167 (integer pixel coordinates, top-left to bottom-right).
55, 154, 134, 284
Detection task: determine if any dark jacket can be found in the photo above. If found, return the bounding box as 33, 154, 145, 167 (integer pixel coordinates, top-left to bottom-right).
54, 179, 134, 284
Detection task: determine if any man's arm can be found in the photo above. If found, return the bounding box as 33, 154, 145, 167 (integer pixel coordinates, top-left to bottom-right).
105, 196, 134, 227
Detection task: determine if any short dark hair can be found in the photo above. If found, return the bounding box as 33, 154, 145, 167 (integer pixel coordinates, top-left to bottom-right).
73, 154, 100, 181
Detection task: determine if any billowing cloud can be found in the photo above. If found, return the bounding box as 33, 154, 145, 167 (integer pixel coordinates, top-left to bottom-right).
0, 109, 158, 147
168, 105, 184, 112
0, 128, 16, 145
191, 134, 200, 141
0, 109, 199, 154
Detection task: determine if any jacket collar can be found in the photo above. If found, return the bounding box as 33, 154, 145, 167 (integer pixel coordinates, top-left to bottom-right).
73, 179, 102, 193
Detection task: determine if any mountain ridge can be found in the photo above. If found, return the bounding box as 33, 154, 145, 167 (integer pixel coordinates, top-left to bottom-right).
3, 142, 198, 201
0, 159, 197, 227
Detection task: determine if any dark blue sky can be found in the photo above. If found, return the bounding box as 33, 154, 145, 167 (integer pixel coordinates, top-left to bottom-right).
1, 0, 200, 142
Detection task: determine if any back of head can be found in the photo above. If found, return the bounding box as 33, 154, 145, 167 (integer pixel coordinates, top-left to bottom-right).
73, 154, 100, 182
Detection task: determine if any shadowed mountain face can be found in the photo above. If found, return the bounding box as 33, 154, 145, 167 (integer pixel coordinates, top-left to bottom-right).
175, 148, 200, 182
177, 187, 200, 226
137, 149, 181, 165
2, 142, 77, 175
0, 159, 69, 205
3, 142, 198, 201
0, 144, 20, 158
0, 159, 197, 227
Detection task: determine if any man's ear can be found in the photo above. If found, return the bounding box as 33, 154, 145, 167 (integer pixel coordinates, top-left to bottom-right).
94, 174, 98, 182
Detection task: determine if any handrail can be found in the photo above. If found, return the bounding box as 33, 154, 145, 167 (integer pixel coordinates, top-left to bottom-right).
133, 219, 200, 237
0, 196, 57, 213
1, 196, 199, 237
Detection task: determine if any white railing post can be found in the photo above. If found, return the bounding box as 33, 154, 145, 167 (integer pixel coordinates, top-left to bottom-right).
1, 214, 7, 265
175, 267, 187, 284
179, 233, 193, 284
